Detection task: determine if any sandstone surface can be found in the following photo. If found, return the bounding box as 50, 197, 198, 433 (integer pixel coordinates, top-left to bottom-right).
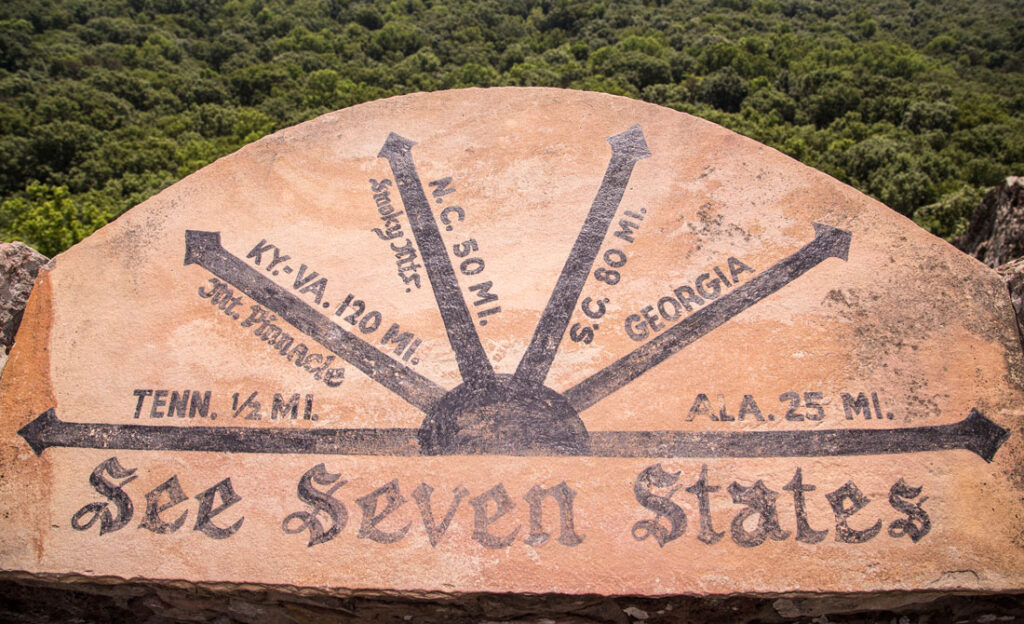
1, 88, 1023, 599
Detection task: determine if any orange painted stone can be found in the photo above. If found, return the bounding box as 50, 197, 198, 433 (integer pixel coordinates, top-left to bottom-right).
1, 88, 1024, 596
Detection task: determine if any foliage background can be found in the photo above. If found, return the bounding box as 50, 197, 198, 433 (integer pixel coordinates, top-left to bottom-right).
1, 0, 1022, 256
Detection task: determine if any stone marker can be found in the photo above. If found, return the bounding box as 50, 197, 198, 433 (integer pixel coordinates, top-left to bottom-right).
1, 88, 1023, 598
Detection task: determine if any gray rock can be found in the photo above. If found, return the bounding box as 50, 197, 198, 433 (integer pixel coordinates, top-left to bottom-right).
997, 256, 1024, 339
0, 241, 48, 373
955, 176, 1024, 268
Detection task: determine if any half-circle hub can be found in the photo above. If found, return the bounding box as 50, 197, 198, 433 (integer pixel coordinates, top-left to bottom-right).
418, 374, 588, 455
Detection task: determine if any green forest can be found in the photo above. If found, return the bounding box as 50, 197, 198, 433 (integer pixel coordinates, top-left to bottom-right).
1, 0, 1022, 256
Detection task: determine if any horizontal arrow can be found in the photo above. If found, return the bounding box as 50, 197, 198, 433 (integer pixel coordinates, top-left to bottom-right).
590, 409, 1009, 463
19, 408, 1007, 461
18, 409, 421, 457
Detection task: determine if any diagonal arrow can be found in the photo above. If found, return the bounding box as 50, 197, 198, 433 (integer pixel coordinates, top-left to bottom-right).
184, 230, 446, 412
564, 223, 852, 412
19, 408, 1007, 462
515, 125, 651, 387
379, 133, 496, 386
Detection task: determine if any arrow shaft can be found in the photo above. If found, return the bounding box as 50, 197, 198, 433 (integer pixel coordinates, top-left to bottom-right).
565, 225, 851, 411
590, 417, 990, 460
380, 137, 495, 385
41, 419, 422, 456
515, 126, 650, 386
184, 231, 445, 412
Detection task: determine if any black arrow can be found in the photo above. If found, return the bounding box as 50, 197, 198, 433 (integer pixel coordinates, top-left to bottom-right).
515, 125, 651, 387
564, 223, 852, 411
184, 230, 446, 412
590, 409, 1009, 462
18, 409, 422, 456
379, 133, 496, 386
19, 408, 1007, 461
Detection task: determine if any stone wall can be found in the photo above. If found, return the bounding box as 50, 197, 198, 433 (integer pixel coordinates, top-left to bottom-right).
1, 577, 1023, 623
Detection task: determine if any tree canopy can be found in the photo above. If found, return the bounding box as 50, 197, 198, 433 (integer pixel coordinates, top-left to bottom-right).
1, 0, 1022, 255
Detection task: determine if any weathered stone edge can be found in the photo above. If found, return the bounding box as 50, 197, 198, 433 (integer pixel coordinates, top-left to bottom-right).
3, 570, 1024, 623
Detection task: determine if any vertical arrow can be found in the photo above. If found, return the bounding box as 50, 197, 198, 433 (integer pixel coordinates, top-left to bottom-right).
514, 125, 651, 386
379, 133, 496, 386
565, 223, 852, 411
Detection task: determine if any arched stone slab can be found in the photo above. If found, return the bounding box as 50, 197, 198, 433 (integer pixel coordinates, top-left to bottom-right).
2, 88, 1023, 596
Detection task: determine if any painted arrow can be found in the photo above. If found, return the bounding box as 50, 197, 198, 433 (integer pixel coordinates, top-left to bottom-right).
515, 125, 651, 387
564, 222, 852, 411
184, 230, 446, 412
18, 409, 422, 457
379, 133, 496, 386
19, 408, 1008, 461
591, 409, 1010, 463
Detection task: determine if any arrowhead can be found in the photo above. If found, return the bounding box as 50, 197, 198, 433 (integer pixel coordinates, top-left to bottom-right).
184, 230, 221, 266
378, 132, 416, 159
962, 408, 1010, 462
607, 124, 651, 161
812, 222, 852, 262
17, 408, 58, 456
